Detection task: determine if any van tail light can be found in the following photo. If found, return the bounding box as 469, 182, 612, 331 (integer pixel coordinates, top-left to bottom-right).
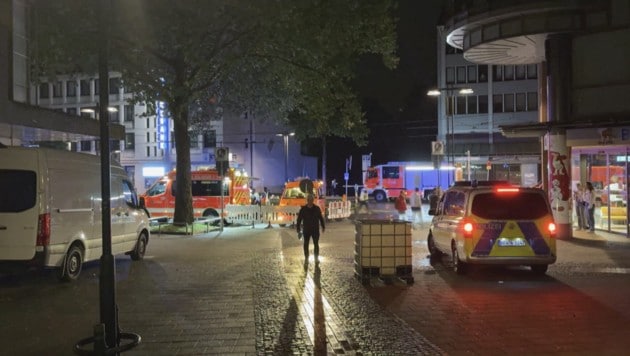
462, 220, 474, 238
37, 213, 51, 247
547, 221, 557, 237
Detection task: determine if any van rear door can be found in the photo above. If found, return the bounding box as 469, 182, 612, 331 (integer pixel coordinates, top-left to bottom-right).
0, 151, 41, 260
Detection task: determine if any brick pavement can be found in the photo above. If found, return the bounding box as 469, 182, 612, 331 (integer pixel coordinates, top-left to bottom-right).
2, 211, 629, 355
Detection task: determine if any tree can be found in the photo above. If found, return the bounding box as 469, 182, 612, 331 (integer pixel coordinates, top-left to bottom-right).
31, 0, 398, 225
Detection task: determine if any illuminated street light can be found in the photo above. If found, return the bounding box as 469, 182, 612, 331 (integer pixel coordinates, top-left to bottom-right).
276, 132, 295, 182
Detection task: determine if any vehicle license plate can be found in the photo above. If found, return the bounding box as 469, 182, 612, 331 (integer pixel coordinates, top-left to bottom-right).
497, 238, 526, 247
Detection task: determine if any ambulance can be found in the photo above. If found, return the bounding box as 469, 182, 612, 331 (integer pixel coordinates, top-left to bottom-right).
141, 168, 250, 220
427, 181, 557, 275
279, 178, 326, 221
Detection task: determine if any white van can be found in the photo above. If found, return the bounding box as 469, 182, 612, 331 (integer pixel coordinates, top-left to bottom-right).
0, 146, 151, 281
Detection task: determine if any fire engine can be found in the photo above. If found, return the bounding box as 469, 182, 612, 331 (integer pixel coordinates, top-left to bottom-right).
141, 167, 251, 219
362, 162, 451, 202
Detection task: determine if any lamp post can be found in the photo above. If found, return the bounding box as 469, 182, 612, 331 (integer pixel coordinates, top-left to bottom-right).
427, 86, 473, 174
276, 132, 295, 182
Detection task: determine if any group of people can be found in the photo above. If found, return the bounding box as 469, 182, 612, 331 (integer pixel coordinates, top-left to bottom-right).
394, 187, 427, 229
574, 182, 596, 232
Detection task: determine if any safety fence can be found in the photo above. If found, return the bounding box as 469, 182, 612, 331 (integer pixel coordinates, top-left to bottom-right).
225, 201, 353, 227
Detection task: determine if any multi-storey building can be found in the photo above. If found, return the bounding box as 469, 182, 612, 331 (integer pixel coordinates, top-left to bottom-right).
434, 33, 541, 186
33, 72, 316, 194
439, 0, 630, 238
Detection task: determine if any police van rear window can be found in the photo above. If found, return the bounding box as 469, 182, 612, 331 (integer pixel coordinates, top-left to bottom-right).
471, 192, 550, 220
0, 169, 36, 213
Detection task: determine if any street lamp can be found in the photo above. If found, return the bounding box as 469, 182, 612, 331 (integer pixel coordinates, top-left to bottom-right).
427, 86, 473, 172
276, 132, 295, 182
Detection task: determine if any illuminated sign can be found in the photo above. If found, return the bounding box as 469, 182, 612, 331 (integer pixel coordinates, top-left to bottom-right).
156, 101, 170, 150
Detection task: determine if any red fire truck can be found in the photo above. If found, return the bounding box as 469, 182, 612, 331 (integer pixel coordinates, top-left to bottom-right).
141, 168, 251, 219
363, 163, 451, 202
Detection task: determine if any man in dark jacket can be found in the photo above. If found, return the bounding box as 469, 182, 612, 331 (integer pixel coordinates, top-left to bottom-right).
296, 194, 326, 262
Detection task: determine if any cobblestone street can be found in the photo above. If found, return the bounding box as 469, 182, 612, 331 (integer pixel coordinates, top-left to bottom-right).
2, 211, 630, 355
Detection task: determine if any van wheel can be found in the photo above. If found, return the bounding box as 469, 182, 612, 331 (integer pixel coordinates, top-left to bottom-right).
374, 191, 386, 203
58, 245, 83, 282
130, 232, 148, 261
531, 264, 548, 275
452, 244, 467, 275
427, 233, 441, 258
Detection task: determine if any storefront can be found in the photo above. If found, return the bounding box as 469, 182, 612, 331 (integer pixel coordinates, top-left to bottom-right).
571, 146, 629, 236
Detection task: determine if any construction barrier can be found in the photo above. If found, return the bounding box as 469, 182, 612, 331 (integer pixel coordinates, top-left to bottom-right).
327, 200, 352, 220
224, 202, 351, 228
225, 204, 262, 226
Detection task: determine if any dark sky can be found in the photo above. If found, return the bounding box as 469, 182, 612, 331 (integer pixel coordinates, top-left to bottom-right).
326, 0, 444, 185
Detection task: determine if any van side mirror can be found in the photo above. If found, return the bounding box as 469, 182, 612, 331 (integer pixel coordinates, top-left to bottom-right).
139, 196, 146, 209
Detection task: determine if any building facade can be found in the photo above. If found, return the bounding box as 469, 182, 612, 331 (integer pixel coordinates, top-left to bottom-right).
435, 30, 541, 187
440, 0, 630, 238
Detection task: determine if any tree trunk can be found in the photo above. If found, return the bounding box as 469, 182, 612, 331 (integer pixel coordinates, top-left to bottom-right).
171, 91, 193, 226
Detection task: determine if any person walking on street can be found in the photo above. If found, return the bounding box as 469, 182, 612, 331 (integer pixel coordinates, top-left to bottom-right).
394, 191, 407, 220
357, 189, 370, 214
296, 194, 326, 262
411, 187, 423, 229
574, 183, 585, 230
583, 182, 596, 232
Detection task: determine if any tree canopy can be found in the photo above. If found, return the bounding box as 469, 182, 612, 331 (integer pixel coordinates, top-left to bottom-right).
32, 0, 399, 224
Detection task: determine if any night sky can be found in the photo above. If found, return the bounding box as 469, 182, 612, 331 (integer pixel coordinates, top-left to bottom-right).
325, 0, 444, 186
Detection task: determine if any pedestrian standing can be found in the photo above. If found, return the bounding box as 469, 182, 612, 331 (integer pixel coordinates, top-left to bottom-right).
296, 194, 326, 262
574, 183, 585, 230
411, 187, 423, 228
583, 182, 596, 232
394, 191, 407, 220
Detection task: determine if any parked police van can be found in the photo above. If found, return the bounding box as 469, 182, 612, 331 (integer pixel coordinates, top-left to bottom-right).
427, 181, 557, 275
0, 146, 150, 281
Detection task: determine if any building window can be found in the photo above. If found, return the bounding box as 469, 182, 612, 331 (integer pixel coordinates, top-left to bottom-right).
493, 94, 503, 113
456, 66, 466, 84
478, 95, 488, 113
70, 142, 77, 151
456, 96, 466, 114
154, 132, 157, 143
39, 83, 49, 99
203, 130, 216, 148
493, 65, 502, 81
124, 105, 134, 122
52, 81, 62, 98
66, 107, 77, 116
504, 93, 514, 112
189, 131, 199, 149
109, 77, 120, 94
527, 92, 538, 111
515, 65, 526, 80
111, 140, 121, 151
154, 146, 157, 157
109, 110, 120, 123
146, 146, 150, 157
446, 67, 455, 84
80, 107, 95, 118
80, 140, 91, 152
467, 66, 477, 83
80, 79, 90, 96
146, 132, 150, 143
125, 133, 135, 150
66, 81, 77, 97
146, 118, 150, 128
94, 79, 99, 95
516, 93, 526, 112
503, 65, 514, 81
467, 96, 477, 114
527, 64, 538, 79
478, 65, 488, 82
